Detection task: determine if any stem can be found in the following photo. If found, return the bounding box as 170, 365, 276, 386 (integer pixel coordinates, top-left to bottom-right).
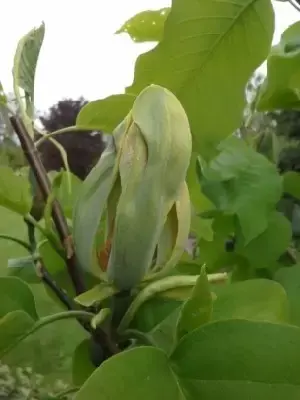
118, 273, 228, 332
10, 116, 85, 295
0, 234, 32, 252
2, 310, 95, 357
35, 260, 77, 311
35, 125, 79, 147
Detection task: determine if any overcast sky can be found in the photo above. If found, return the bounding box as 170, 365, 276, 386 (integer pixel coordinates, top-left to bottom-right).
0, 0, 299, 113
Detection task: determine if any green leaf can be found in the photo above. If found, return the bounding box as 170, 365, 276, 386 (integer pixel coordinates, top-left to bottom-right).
76, 94, 135, 132
275, 265, 300, 327
283, 171, 300, 200
74, 347, 181, 400
13, 22, 45, 136
212, 279, 289, 323
170, 319, 300, 398
176, 267, 212, 340
127, 0, 274, 157
199, 137, 283, 242
0, 166, 32, 215
257, 21, 300, 111
77, 320, 300, 399
72, 339, 96, 386
0, 310, 35, 358
74, 284, 118, 308
236, 211, 291, 269
116, 8, 170, 43
0, 276, 38, 320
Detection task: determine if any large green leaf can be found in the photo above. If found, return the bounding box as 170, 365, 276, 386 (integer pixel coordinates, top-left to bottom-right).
212, 279, 289, 323
170, 319, 300, 398
275, 265, 300, 327
116, 8, 170, 43
76, 94, 135, 133
0, 276, 38, 320
0, 166, 32, 215
257, 21, 300, 111
76, 320, 300, 399
127, 0, 274, 157
74, 347, 181, 400
0, 310, 35, 358
236, 211, 291, 269
199, 136, 283, 242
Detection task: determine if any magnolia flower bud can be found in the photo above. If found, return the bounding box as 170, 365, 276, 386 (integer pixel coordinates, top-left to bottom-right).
107, 85, 192, 290
73, 84, 192, 291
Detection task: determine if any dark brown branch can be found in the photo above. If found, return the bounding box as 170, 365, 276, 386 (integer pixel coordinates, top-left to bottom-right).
10, 116, 85, 295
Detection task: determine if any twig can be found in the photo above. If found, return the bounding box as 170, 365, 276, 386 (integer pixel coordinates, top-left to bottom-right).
10, 116, 85, 295
35, 260, 76, 311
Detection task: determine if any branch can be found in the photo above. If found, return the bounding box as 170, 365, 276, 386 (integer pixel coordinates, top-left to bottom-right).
10, 116, 85, 295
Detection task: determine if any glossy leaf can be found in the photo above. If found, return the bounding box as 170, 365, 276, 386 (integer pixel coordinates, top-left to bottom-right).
72, 339, 96, 386
176, 267, 212, 340
116, 8, 170, 43
74, 347, 181, 400
170, 319, 300, 398
0, 166, 32, 215
257, 21, 300, 111
212, 279, 289, 323
275, 265, 300, 327
127, 0, 274, 157
199, 136, 283, 242
236, 211, 291, 269
76, 94, 135, 133
0, 276, 38, 320
0, 310, 35, 358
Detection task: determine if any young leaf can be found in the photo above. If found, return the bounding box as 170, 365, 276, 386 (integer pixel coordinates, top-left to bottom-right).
170, 319, 300, 398
0, 166, 32, 215
72, 339, 96, 386
176, 267, 212, 341
257, 21, 300, 111
127, 0, 274, 157
76, 94, 135, 133
74, 284, 118, 308
199, 136, 283, 243
13, 22, 45, 137
0, 276, 38, 320
116, 8, 170, 43
74, 347, 181, 400
0, 310, 35, 358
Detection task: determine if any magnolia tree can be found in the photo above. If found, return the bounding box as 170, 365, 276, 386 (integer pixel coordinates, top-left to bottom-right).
2, 0, 300, 398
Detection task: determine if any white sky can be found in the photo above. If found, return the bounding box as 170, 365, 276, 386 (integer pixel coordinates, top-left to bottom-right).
0, 0, 299, 113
